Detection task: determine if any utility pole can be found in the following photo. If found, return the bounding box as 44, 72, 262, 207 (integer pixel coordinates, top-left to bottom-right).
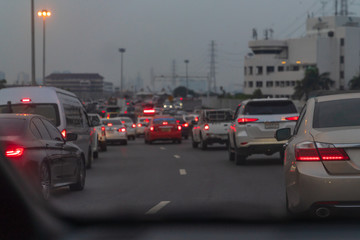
31, 0, 36, 86
150, 67, 155, 90
209, 40, 217, 93
171, 60, 176, 86
340, 0, 348, 16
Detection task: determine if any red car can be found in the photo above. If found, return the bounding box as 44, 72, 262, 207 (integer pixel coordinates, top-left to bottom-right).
144, 116, 182, 144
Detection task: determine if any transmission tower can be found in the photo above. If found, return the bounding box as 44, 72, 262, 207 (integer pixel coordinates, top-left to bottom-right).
171, 60, 176, 86
340, 0, 348, 16
209, 40, 217, 93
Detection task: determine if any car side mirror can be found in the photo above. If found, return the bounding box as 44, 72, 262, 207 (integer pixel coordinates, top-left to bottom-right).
66, 133, 78, 142
275, 128, 291, 141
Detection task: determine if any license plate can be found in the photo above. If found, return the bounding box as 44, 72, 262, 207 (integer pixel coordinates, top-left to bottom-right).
265, 122, 279, 129
161, 128, 171, 132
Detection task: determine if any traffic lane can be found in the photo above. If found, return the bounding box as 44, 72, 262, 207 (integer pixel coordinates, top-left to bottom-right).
149, 140, 286, 219
50, 139, 194, 215
50, 139, 286, 219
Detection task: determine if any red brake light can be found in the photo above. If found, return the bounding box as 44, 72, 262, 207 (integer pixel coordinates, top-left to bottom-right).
107, 123, 113, 127
61, 129, 66, 138
118, 127, 126, 132
176, 120, 180, 124
101, 126, 105, 131
137, 123, 142, 127
101, 110, 105, 113
143, 109, 155, 114
182, 123, 189, 127
295, 142, 349, 161
163, 121, 168, 125
122, 121, 125, 124
285, 116, 299, 121
177, 125, 182, 131
237, 118, 258, 124
195, 117, 199, 122
21, 98, 31, 103
124, 111, 128, 114
132, 124, 136, 128
180, 97, 183, 101
150, 126, 154, 132
5, 147, 24, 157
204, 124, 209, 130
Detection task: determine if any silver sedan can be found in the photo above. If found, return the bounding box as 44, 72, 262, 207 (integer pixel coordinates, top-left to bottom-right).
275, 93, 360, 218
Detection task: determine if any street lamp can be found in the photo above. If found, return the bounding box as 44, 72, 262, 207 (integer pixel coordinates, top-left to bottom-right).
31, 0, 36, 85
184, 59, 189, 97
119, 48, 126, 94
38, 9, 51, 83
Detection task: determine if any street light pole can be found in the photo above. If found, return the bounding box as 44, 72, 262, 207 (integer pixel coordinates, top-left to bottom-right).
184, 59, 189, 97
119, 48, 126, 94
31, 0, 36, 85
38, 10, 51, 84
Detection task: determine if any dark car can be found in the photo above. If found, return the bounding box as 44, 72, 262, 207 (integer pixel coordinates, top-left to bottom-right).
0, 114, 85, 199
175, 117, 191, 139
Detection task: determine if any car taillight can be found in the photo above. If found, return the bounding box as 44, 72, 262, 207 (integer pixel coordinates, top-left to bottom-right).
61, 129, 67, 138
204, 124, 209, 130
237, 118, 258, 124
118, 127, 126, 132
195, 117, 199, 122
5, 147, 24, 157
177, 125, 182, 131
107, 123, 113, 127
285, 116, 299, 121
182, 123, 189, 127
150, 126, 154, 132
21, 98, 31, 103
124, 111, 128, 114
132, 124, 136, 128
295, 142, 350, 161
143, 109, 155, 114
137, 123, 142, 127
101, 126, 106, 136
163, 122, 168, 125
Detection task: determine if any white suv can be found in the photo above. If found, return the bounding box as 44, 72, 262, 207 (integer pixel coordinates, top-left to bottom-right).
228, 98, 298, 165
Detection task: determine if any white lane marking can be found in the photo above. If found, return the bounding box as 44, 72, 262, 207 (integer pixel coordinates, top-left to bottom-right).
160, 147, 166, 150
145, 201, 171, 215
174, 155, 181, 158
179, 169, 187, 175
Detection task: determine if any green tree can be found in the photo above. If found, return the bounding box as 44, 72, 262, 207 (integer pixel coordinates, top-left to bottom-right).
173, 86, 199, 97
292, 67, 334, 100
0, 79, 6, 89
348, 75, 360, 90
252, 89, 263, 98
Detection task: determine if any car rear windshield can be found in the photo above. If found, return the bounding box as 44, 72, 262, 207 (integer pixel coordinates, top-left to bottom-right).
153, 118, 176, 124
0, 118, 26, 136
313, 98, 360, 128
106, 107, 120, 112
244, 101, 297, 115
121, 118, 133, 124
0, 104, 60, 126
206, 111, 232, 122
102, 120, 122, 125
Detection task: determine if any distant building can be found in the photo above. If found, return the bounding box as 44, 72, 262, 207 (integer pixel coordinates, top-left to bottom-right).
103, 81, 114, 95
44, 73, 104, 99
16, 72, 30, 85
243, 15, 360, 98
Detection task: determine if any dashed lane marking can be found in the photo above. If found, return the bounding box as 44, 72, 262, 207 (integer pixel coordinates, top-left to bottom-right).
179, 169, 187, 175
160, 147, 166, 150
145, 201, 171, 215
174, 155, 181, 158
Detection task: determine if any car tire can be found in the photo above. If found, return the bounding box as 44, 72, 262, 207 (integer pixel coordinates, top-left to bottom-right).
86, 148, 93, 169
93, 150, 98, 159
185, 135, 189, 140
228, 142, 235, 161
40, 163, 51, 200
191, 136, 198, 148
234, 149, 246, 165
178, 139, 182, 144
200, 134, 207, 150
70, 157, 86, 191
123, 140, 128, 145
99, 141, 107, 151
280, 150, 285, 164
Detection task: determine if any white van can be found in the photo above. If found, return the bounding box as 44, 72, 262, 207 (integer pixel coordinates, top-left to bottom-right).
0, 86, 94, 168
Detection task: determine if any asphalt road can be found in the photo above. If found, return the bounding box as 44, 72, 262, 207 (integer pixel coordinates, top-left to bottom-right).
51, 138, 286, 220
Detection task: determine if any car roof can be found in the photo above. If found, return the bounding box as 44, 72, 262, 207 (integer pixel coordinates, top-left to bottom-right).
242, 98, 291, 104
315, 93, 360, 103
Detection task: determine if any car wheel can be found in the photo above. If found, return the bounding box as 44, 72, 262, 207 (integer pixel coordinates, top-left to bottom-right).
70, 157, 86, 191
178, 139, 182, 144
234, 148, 246, 165
93, 150, 98, 159
86, 148, 93, 169
100, 142, 107, 151
191, 135, 198, 148
200, 134, 207, 150
40, 163, 51, 200
280, 150, 285, 164
185, 135, 189, 140
123, 140, 128, 145
228, 142, 235, 161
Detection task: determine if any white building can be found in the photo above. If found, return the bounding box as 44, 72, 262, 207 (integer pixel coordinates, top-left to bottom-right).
243, 15, 360, 98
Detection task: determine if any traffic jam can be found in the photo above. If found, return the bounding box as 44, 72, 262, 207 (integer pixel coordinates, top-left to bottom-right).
2, 85, 360, 218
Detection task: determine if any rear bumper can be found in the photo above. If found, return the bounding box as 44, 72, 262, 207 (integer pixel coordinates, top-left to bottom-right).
148, 132, 181, 141
287, 162, 360, 213
236, 138, 287, 155
203, 133, 228, 144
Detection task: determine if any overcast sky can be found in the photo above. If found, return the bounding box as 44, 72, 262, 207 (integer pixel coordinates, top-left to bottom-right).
0, 0, 357, 92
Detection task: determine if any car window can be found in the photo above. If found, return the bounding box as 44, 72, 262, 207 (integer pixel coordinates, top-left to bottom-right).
205, 111, 232, 122
41, 119, 63, 141
64, 104, 82, 128
32, 118, 51, 140
244, 101, 297, 115
102, 120, 122, 125
30, 121, 42, 139
153, 118, 176, 124
313, 98, 360, 128
0, 104, 60, 126
293, 104, 306, 135
0, 118, 26, 136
